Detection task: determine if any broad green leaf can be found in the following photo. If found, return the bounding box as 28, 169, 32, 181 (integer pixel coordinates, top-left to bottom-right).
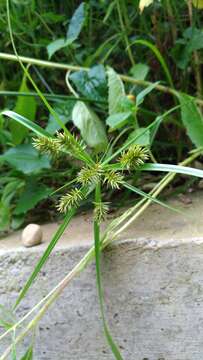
15, 207, 76, 308
47, 38, 71, 59
46, 101, 74, 135
2, 110, 51, 138
72, 101, 108, 151
106, 111, 132, 130
136, 81, 159, 106
179, 93, 203, 148
10, 74, 37, 144
140, 163, 203, 178
20, 346, 33, 360
14, 182, 52, 215
0, 202, 10, 231
126, 127, 150, 146
107, 67, 125, 115
0, 144, 50, 174
70, 65, 107, 102
47, 3, 86, 58
130, 63, 149, 80
67, 2, 86, 40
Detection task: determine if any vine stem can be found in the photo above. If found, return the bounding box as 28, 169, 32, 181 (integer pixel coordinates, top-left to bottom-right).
0, 149, 201, 360
1, 52, 203, 107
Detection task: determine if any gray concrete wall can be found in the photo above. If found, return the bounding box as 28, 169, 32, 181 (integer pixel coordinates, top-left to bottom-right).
0, 192, 203, 359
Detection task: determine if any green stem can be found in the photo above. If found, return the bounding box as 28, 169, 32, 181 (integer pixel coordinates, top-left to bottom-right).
116, 0, 135, 66
1, 52, 203, 107
94, 184, 123, 359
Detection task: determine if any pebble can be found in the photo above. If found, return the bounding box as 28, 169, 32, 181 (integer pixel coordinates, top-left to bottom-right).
21, 224, 43, 247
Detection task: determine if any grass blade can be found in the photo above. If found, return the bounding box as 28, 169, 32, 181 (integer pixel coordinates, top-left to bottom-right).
123, 182, 183, 214
1, 110, 51, 138
129, 39, 174, 88
140, 162, 203, 178
14, 207, 76, 309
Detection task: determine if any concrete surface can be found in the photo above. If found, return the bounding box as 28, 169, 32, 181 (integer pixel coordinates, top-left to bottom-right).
0, 192, 203, 359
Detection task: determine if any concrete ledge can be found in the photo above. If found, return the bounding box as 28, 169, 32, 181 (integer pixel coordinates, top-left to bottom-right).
0, 192, 203, 359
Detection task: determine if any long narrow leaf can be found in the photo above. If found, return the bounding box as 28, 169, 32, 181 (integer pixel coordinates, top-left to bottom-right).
123, 182, 183, 214
140, 163, 203, 178
14, 207, 76, 309
2, 110, 51, 138
130, 39, 174, 88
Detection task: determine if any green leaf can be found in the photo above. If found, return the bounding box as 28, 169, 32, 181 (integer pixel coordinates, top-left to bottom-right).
70, 65, 107, 102
123, 182, 182, 214
130, 63, 149, 80
11, 214, 25, 230
106, 111, 132, 130
136, 81, 159, 106
0, 202, 10, 231
47, 3, 87, 58
47, 38, 70, 59
14, 207, 76, 308
0, 144, 51, 174
67, 2, 86, 41
140, 163, 203, 178
107, 67, 125, 115
2, 110, 51, 138
46, 101, 75, 135
126, 127, 150, 146
72, 101, 108, 151
9, 74, 37, 144
131, 39, 174, 88
20, 346, 33, 360
2, 179, 24, 206
14, 182, 52, 215
179, 93, 203, 148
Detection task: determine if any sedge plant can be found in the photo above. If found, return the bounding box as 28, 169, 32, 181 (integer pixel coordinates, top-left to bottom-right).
1, 1, 203, 358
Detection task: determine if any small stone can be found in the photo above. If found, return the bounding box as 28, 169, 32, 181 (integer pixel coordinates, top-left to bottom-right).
21, 224, 43, 247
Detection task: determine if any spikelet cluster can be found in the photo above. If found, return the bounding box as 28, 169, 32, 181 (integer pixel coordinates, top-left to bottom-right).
33, 136, 60, 158
103, 171, 124, 189
57, 188, 83, 213
56, 131, 85, 155
93, 201, 109, 223
77, 163, 103, 185
120, 145, 149, 170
